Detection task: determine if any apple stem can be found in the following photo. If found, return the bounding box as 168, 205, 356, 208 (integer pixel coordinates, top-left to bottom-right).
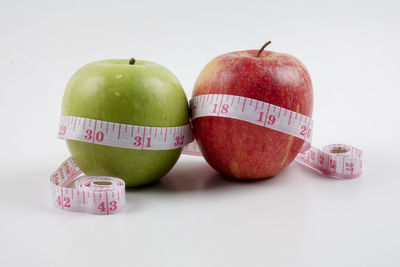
129, 58, 136, 65
256, 41, 272, 58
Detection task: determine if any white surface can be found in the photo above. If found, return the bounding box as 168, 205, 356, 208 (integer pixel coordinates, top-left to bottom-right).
1, 0, 399, 266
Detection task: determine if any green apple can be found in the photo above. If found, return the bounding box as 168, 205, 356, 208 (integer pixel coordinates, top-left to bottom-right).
62, 58, 189, 187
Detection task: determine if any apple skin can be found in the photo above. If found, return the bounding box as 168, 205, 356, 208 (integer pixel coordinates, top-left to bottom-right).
192, 49, 313, 179
62, 59, 189, 187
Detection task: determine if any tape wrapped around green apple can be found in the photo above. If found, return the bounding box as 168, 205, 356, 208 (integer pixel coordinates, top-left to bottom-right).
62, 58, 190, 187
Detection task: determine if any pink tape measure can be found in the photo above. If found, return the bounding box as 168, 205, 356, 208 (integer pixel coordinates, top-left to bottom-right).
52, 93, 362, 215
50, 157, 126, 215
57, 116, 194, 150
188, 94, 362, 179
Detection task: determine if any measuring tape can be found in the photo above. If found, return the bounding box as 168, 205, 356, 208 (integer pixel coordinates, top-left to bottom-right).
52, 94, 362, 215
57, 116, 194, 150
188, 94, 362, 179
50, 157, 126, 215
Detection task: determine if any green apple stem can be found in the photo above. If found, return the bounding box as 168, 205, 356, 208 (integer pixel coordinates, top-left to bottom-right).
256, 41, 272, 58
330, 149, 349, 154
129, 58, 136, 65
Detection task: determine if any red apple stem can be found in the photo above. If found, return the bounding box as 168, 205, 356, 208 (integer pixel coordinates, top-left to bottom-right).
129, 58, 136, 65
256, 41, 272, 58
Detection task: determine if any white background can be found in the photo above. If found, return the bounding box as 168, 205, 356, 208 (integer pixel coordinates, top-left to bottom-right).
1, 0, 399, 266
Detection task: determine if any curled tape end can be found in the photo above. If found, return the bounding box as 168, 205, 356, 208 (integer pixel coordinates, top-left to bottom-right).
296, 143, 363, 179
50, 158, 126, 215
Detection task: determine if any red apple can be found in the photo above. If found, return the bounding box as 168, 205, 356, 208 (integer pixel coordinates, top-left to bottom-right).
192, 42, 313, 179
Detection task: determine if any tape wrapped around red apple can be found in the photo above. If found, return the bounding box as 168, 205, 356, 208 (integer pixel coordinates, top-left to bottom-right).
191, 41, 313, 179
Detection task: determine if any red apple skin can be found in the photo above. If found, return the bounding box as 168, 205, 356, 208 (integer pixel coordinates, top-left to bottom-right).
192, 49, 313, 179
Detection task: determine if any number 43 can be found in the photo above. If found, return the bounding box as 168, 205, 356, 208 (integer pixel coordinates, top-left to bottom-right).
98, 201, 118, 212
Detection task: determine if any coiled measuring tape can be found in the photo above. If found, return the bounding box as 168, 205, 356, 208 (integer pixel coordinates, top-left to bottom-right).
52, 94, 362, 215
50, 157, 126, 215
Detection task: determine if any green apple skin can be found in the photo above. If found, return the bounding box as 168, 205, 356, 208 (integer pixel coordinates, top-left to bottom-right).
62, 59, 189, 187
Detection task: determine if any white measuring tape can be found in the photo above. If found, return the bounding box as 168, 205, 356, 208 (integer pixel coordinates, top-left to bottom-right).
57, 116, 194, 150
188, 94, 362, 179
50, 157, 125, 215
52, 93, 362, 215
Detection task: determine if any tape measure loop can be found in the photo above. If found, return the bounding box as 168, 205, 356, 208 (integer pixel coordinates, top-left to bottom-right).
58, 116, 194, 151
50, 158, 126, 215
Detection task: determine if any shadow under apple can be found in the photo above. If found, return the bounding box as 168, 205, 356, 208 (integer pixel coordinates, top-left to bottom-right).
126, 156, 280, 194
